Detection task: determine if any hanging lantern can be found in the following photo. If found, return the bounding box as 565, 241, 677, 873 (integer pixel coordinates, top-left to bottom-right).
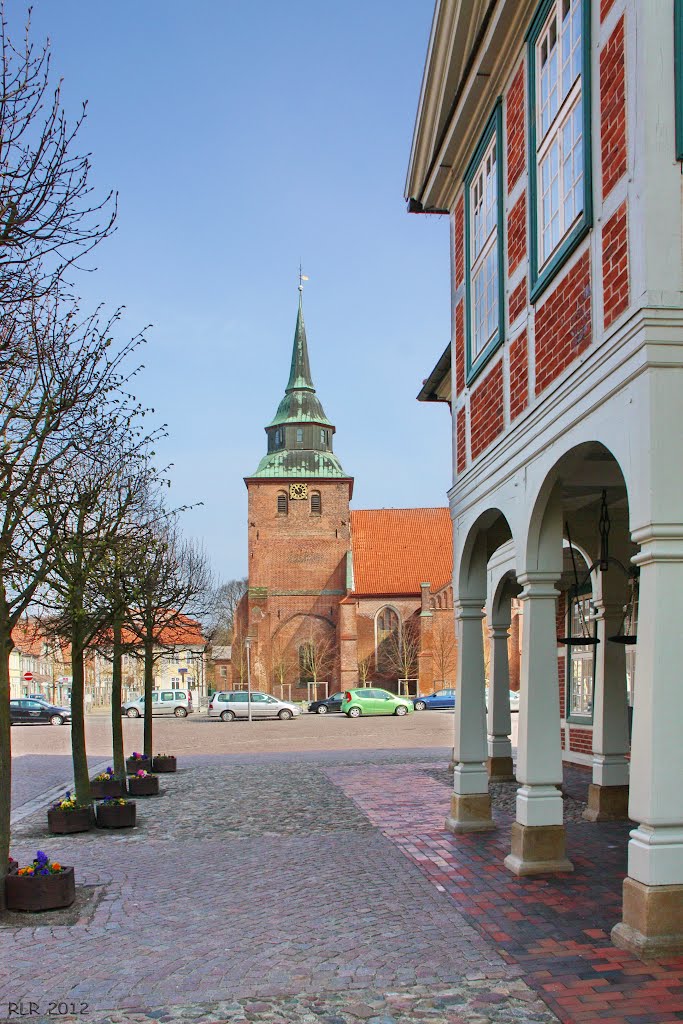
608, 572, 639, 645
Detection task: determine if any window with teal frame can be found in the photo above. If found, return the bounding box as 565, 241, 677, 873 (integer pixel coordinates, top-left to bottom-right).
464, 100, 504, 384
565, 587, 596, 723
527, 0, 592, 302
676, 0, 683, 160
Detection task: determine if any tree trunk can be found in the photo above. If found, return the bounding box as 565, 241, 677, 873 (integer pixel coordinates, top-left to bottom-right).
111, 617, 125, 781
143, 631, 154, 759
0, 615, 13, 910
70, 627, 90, 804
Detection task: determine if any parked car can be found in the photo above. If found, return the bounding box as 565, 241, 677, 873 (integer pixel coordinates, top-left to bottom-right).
208, 691, 301, 721
413, 688, 456, 711
341, 688, 413, 718
10, 698, 71, 726
121, 689, 194, 718
484, 688, 521, 712
308, 691, 344, 714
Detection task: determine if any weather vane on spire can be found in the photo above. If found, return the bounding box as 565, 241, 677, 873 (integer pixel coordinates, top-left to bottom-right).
298, 263, 309, 294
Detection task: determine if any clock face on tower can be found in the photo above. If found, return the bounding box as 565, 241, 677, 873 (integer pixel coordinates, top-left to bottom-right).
289, 482, 308, 500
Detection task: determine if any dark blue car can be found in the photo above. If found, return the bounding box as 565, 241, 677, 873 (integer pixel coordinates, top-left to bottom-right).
413, 688, 456, 711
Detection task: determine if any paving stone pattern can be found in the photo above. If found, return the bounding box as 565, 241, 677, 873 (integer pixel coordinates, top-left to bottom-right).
2, 755, 554, 1024
328, 761, 683, 1024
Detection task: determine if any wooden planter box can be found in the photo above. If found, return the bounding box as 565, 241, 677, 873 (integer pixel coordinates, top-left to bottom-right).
96, 801, 136, 829
8, 857, 18, 875
126, 757, 151, 774
127, 774, 159, 797
152, 755, 177, 773
47, 806, 94, 834
90, 778, 126, 799
6, 866, 75, 911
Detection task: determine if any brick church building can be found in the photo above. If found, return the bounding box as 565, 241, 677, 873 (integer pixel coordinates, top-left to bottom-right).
236, 288, 457, 699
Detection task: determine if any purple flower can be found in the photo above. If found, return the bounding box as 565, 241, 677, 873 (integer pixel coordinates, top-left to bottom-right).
35, 850, 49, 864
65, 790, 71, 799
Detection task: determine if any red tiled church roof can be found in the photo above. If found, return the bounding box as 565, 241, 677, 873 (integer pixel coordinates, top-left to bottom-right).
350, 508, 452, 596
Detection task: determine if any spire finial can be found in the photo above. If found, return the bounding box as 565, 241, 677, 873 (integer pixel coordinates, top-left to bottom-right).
298, 263, 308, 298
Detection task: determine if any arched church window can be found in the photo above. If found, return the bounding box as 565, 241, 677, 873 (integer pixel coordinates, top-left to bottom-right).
310, 491, 322, 515
375, 606, 400, 653
277, 492, 288, 516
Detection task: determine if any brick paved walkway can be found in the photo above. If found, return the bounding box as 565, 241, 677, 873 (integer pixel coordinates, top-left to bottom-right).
2, 752, 683, 1023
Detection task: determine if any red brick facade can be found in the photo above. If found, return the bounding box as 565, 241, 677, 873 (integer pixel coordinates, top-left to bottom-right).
569, 727, 593, 755
470, 360, 504, 460
509, 278, 527, 325
602, 200, 629, 328
534, 251, 592, 396
454, 299, 465, 396
454, 197, 464, 287
507, 192, 526, 275
456, 405, 467, 474
600, 0, 617, 22
509, 330, 529, 421
600, 16, 627, 200
506, 64, 525, 193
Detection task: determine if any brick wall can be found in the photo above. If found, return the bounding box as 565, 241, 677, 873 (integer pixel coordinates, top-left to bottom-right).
509, 277, 527, 326
506, 64, 525, 193
507, 192, 527, 275
534, 251, 592, 396
470, 360, 504, 461
509, 330, 529, 421
454, 197, 464, 287
602, 200, 629, 328
455, 299, 465, 396
600, 0, 617, 23
600, 16, 627, 200
456, 405, 467, 474
569, 727, 593, 754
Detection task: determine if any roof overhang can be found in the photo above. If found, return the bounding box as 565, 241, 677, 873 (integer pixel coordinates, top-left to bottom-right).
405, 0, 536, 213
417, 343, 452, 404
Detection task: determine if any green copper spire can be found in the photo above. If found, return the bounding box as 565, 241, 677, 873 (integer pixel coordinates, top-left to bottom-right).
249, 285, 348, 479
285, 291, 314, 392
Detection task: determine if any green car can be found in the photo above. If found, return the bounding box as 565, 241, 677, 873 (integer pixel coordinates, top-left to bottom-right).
341, 688, 414, 718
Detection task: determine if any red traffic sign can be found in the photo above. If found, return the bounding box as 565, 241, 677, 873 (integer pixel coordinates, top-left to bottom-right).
23, 671, 33, 682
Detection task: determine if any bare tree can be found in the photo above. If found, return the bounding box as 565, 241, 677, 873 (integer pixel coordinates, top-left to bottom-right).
0, 296, 148, 901
357, 654, 373, 686
431, 615, 457, 686
269, 634, 294, 694
299, 624, 336, 693
208, 578, 247, 644
378, 615, 420, 689
0, 5, 116, 306
125, 523, 212, 758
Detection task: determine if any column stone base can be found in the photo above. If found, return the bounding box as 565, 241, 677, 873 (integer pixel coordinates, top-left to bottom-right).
612, 878, 683, 959
487, 755, 515, 781
445, 792, 495, 834
504, 822, 574, 876
583, 784, 630, 822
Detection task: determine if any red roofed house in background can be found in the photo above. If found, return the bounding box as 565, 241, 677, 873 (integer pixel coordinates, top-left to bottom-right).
236, 289, 458, 700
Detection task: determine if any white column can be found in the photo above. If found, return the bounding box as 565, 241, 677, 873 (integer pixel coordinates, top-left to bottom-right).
590, 590, 630, 787
625, 534, 683, 888
487, 613, 514, 779
505, 571, 572, 875
514, 573, 564, 825
445, 597, 493, 833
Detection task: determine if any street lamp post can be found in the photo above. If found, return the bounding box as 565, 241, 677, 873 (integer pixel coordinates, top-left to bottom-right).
245, 637, 252, 723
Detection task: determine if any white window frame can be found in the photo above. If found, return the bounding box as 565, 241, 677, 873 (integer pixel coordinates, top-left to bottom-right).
470, 133, 499, 362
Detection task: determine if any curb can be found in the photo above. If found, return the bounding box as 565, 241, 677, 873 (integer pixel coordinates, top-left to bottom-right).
11, 758, 112, 825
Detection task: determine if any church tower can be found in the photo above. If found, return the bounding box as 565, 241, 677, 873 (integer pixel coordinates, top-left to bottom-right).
242, 287, 354, 694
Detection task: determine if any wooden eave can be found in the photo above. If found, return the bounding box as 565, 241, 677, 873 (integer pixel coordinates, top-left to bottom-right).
405, 0, 537, 213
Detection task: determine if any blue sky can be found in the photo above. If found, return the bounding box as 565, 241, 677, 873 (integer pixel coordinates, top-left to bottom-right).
16, 1, 451, 582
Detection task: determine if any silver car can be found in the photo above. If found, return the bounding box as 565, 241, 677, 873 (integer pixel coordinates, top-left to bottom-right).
122, 689, 194, 718
208, 691, 301, 721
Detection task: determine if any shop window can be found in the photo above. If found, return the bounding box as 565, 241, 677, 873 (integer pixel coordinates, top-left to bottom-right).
566, 590, 595, 721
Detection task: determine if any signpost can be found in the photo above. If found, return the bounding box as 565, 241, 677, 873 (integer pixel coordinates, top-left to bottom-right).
245, 637, 252, 722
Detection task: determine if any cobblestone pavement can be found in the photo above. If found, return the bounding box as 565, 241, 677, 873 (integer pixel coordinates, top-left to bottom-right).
4, 751, 683, 1024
